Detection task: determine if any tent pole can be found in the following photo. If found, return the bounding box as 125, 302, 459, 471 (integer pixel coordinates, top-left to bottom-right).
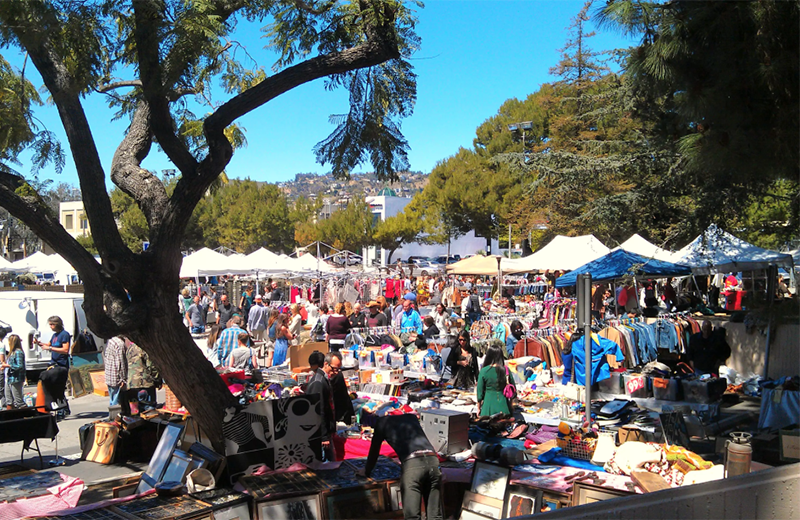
612, 280, 619, 317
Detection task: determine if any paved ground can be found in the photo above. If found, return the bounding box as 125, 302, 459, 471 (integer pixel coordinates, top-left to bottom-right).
0, 386, 152, 485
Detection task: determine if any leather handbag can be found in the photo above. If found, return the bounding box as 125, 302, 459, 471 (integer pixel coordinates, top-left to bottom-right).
86, 422, 119, 464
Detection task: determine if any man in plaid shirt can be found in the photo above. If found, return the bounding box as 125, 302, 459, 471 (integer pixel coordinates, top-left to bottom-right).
216, 316, 246, 366
104, 336, 129, 408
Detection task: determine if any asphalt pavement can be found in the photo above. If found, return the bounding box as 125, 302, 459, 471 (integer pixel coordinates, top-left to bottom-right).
0, 385, 151, 485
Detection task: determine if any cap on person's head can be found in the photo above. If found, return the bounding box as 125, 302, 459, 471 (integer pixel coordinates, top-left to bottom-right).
403, 292, 416, 302
255, 294, 263, 300
367, 300, 380, 308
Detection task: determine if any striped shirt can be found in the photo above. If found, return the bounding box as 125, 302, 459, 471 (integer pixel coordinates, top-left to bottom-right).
216, 325, 245, 366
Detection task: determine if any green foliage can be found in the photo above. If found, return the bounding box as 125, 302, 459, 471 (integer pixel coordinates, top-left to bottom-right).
110, 188, 150, 251
373, 199, 425, 262
75, 234, 98, 255
0, 56, 64, 175
598, 0, 800, 238
197, 179, 294, 253
296, 195, 375, 253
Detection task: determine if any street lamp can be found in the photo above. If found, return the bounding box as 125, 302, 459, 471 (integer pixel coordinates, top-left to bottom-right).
507, 121, 533, 151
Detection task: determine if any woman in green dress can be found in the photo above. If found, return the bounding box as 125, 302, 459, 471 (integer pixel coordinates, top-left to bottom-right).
477, 344, 511, 417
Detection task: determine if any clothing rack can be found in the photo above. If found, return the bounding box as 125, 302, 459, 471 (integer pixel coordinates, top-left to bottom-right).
349, 325, 401, 336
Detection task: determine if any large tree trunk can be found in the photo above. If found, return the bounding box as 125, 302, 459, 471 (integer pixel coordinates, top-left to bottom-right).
126, 286, 236, 453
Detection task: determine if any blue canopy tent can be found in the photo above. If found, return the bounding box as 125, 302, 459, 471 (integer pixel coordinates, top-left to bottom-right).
555, 250, 692, 287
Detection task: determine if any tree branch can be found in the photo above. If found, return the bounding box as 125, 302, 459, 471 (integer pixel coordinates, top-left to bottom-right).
97, 80, 143, 92
0, 171, 136, 337
110, 101, 170, 230
1, 4, 132, 265
157, 38, 401, 250
132, 0, 199, 176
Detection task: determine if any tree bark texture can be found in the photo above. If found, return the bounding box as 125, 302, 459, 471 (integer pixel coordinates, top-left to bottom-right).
128, 291, 237, 452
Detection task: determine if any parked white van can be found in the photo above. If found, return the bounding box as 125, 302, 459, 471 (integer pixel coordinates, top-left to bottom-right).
0, 291, 106, 377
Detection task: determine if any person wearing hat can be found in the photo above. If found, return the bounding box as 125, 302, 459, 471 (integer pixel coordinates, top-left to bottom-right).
247, 294, 269, 343
400, 293, 423, 334
366, 301, 388, 328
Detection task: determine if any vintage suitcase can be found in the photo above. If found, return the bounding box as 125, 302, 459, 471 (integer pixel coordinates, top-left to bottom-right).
420, 408, 470, 454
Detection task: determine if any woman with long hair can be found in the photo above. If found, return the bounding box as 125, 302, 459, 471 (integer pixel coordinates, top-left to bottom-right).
477, 344, 511, 416
376, 296, 391, 323
447, 330, 479, 389
288, 304, 303, 346
273, 313, 294, 365
2, 335, 26, 408
265, 308, 280, 367
432, 303, 448, 332
205, 325, 221, 367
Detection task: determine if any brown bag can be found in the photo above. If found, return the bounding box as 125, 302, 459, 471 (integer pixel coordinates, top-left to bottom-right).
86, 422, 119, 464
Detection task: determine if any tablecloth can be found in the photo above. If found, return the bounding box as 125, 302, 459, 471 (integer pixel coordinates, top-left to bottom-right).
0, 474, 83, 520
334, 436, 397, 460
758, 389, 800, 430
0, 408, 59, 450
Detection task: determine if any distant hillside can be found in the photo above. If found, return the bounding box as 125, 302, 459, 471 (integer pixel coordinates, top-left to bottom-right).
276, 171, 428, 200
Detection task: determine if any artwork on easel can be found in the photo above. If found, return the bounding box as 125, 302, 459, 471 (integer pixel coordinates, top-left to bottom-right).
68, 369, 87, 398
223, 394, 323, 483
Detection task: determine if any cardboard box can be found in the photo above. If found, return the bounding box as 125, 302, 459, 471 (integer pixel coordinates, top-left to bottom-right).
289, 341, 328, 369
372, 369, 403, 384
780, 429, 800, 462
359, 369, 376, 384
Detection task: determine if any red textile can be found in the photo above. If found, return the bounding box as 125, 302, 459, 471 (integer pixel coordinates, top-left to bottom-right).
336, 436, 397, 460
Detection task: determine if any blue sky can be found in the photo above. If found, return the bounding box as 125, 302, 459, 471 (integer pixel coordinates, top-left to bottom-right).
9, 0, 635, 188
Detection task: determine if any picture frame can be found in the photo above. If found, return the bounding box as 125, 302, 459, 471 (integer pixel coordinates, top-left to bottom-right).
461, 491, 503, 520
571, 482, 635, 507
469, 461, 511, 501
256, 494, 322, 520
540, 494, 562, 514
137, 423, 185, 493
503, 485, 543, 518
458, 509, 494, 520
387, 481, 402, 511
323, 485, 387, 520
68, 368, 88, 398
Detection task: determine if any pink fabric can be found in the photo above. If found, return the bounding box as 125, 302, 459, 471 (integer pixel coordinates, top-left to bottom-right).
0, 475, 83, 520
340, 437, 397, 460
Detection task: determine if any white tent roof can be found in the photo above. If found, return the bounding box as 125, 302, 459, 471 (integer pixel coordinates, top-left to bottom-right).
10, 251, 50, 271
34, 254, 77, 275
505, 235, 610, 273
617, 234, 681, 263
246, 247, 282, 265
677, 224, 794, 274
293, 254, 338, 273
180, 248, 244, 277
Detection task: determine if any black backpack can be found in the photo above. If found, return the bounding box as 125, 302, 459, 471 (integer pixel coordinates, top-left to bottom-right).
469, 294, 481, 313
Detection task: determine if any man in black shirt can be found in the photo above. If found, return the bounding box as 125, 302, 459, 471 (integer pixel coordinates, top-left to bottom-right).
306, 351, 341, 462
216, 294, 238, 330
688, 320, 731, 376
357, 414, 443, 520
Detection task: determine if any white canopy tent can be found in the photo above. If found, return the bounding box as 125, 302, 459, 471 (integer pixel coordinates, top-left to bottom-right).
9, 251, 51, 271
677, 224, 794, 274
617, 234, 681, 263
179, 247, 246, 277
504, 234, 611, 273
292, 253, 338, 274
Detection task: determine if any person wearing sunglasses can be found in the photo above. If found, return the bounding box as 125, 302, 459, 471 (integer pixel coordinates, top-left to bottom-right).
306, 350, 342, 462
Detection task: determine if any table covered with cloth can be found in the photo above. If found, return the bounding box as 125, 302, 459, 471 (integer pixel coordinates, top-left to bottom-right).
759, 388, 800, 430
332, 436, 397, 460
0, 408, 58, 449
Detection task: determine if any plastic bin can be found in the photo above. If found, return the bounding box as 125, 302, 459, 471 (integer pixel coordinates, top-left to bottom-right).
652, 377, 679, 401
599, 371, 625, 394
624, 374, 650, 398
681, 378, 726, 404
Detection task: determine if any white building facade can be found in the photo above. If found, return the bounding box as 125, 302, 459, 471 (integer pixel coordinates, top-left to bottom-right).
364, 194, 499, 266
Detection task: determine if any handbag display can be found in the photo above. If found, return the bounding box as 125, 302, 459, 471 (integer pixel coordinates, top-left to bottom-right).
86, 422, 120, 464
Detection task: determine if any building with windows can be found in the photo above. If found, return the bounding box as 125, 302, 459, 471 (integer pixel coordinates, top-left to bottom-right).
364, 193, 498, 266
59, 201, 90, 238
